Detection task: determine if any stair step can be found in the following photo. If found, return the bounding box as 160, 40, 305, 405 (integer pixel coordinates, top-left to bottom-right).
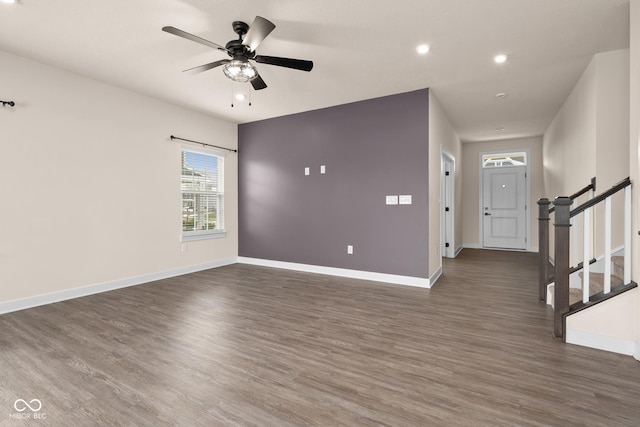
547, 285, 584, 307
612, 255, 624, 279
578, 272, 623, 295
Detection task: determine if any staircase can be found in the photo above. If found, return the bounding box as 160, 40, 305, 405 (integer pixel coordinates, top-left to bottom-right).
547, 255, 625, 307
538, 177, 637, 340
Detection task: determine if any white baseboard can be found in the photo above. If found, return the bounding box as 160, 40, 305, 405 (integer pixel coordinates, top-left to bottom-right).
454, 246, 464, 257
0, 258, 237, 315
237, 257, 431, 288
566, 329, 636, 356
635, 342, 640, 362
463, 243, 481, 249
430, 266, 442, 287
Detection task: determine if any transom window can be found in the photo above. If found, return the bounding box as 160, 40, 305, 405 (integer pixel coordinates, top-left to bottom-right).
181, 147, 225, 241
482, 152, 527, 168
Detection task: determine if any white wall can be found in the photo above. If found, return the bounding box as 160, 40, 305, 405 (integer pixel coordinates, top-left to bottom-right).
0, 49, 238, 310
461, 137, 543, 250
428, 90, 462, 280
544, 49, 629, 193
630, 0, 640, 360
543, 59, 598, 199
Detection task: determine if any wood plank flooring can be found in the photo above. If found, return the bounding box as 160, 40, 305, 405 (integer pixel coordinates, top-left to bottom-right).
1, 249, 640, 426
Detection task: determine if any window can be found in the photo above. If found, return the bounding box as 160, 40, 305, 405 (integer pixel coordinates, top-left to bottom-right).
181, 147, 225, 241
482, 152, 527, 168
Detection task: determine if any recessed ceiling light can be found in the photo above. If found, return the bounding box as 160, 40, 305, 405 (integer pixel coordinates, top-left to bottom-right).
495, 92, 508, 98
235, 94, 246, 101
1, 0, 17, 4
416, 44, 430, 55
496, 127, 505, 132
494, 54, 508, 64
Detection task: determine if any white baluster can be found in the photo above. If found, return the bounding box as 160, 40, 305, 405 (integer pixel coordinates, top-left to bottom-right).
604, 197, 611, 294
583, 208, 590, 304
624, 185, 631, 284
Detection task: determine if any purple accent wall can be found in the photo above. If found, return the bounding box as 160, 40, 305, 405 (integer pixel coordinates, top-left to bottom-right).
238, 89, 430, 278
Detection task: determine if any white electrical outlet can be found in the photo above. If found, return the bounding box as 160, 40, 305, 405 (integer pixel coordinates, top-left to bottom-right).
399, 195, 412, 205
386, 195, 398, 205
347, 245, 353, 254
320, 165, 326, 174
305, 167, 310, 176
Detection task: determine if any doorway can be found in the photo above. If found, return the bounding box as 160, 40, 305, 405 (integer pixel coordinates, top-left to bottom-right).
481, 151, 528, 250
441, 149, 455, 258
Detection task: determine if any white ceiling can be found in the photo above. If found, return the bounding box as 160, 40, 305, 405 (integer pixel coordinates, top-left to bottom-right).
0, 0, 630, 142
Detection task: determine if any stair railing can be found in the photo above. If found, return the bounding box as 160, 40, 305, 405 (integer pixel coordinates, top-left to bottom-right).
537, 177, 596, 302
551, 177, 632, 338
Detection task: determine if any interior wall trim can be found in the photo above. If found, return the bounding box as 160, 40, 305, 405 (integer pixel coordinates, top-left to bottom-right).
429, 265, 442, 287
566, 329, 636, 356
0, 258, 237, 315
237, 257, 431, 288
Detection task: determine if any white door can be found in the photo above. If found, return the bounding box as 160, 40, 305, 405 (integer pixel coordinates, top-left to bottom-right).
441, 154, 455, 258
482, 166, 527, 250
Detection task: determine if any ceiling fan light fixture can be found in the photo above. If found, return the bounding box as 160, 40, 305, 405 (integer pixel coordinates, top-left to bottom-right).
416, 44, 430, 55
223, 59, 258, 83
494, 54, 508, 64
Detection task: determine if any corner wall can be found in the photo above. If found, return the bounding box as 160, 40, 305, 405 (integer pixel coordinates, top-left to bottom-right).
543, 49, 630, 195
428, 91, 462, 268
542, 47, 633, 355
0, 49, 238, 310
238, 90, 430, 280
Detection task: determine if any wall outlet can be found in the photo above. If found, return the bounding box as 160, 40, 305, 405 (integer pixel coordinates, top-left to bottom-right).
320, 165, 326, 174
181, 243, 188, 253
399, 195, 412, 205
385, 195, 398, 205
304, 167, 310, 176
347, 245, 353, 254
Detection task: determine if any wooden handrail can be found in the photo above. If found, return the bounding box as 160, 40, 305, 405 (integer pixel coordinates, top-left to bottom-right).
548, 176, 596, 213
569, 177, 631, 218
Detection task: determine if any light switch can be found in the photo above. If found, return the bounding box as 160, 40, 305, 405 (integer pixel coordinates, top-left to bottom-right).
399, 195, 412, 205
347, 245, 353, 254
320, 165, 326, 174
386, 195, 398, 205
305, 167, 310, 176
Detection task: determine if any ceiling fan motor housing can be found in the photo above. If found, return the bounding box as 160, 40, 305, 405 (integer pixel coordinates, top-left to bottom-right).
232, 21, 249, 37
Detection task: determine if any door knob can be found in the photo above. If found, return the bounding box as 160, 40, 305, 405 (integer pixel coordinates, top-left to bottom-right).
484, 212, 492, 216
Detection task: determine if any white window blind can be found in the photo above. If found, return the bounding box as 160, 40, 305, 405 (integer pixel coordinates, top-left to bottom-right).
181, 147, 224, 240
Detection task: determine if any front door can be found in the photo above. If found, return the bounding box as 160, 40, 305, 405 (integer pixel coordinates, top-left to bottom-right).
482, 165, 527, 250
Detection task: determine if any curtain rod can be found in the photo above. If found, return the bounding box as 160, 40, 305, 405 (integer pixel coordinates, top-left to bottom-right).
1, 100, 15, 107
170, 135, 237, 153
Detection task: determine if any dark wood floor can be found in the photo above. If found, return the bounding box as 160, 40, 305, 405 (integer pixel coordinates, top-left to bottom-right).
1, 249, 640, 426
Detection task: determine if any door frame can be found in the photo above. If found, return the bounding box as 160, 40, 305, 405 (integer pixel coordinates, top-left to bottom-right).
441, 147, 456, 258
479, 149, 531, 251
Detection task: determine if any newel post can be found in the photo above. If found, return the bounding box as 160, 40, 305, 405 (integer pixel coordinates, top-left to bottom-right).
553, 197, 572, 339
537, 198, 551, 302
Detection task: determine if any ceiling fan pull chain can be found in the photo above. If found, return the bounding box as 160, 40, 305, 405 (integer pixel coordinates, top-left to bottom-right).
230, 83, 235, 108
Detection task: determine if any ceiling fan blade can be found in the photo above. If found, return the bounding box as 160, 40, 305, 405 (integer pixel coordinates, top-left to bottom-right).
183, 59, 229, 74
251, 74, 267, 90
162, 26, 228, 53
255, 55, 313, 72
243, 16, 276, 52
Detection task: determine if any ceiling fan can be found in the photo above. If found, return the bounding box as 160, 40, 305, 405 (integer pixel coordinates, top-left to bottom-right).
162, 16, 313, 91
